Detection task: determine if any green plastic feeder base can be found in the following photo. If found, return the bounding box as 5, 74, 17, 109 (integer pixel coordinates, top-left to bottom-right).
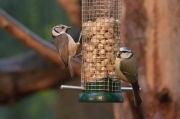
79, 92, 124, 103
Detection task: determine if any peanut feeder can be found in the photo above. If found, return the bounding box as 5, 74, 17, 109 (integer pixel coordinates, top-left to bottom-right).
79, 0, 123, 102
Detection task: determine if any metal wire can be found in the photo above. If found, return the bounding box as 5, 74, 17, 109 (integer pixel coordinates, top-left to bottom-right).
82, 0, 122, 92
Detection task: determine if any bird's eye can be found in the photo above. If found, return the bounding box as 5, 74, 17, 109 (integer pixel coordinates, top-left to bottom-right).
122, 51, 127, 53
61, 26, 65, 29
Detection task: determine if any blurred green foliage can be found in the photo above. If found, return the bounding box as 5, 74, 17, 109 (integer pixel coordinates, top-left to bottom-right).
0, 0, 71, 57
0, 90, 59, 119
0, 0, 71, 119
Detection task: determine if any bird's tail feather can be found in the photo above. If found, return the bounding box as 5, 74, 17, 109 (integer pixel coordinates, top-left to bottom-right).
132, 83, 142, 107
68, 57, 74, 78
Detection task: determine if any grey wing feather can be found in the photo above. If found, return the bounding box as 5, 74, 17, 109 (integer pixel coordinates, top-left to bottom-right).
120, 57, 138, 83
120, 57, 142, 107
53, 34, 69, 67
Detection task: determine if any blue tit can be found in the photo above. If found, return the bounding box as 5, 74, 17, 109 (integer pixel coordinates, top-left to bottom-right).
115, 47, 142, 107
52, 24, 80, 78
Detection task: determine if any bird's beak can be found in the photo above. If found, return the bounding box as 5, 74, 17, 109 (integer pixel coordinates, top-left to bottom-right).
117, 52, 121, 58
66, 26, 72, 32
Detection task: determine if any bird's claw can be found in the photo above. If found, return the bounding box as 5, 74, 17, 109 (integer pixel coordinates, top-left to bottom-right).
75, 51, 83, 57
78, 31, 84, 43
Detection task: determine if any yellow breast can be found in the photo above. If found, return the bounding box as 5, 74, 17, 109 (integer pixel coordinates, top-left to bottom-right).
115, 58, 128, 82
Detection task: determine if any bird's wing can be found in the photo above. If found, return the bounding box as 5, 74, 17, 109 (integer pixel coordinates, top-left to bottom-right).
68, 55, 74, 78
120, 57, 138, 84
53, 34, 69, 67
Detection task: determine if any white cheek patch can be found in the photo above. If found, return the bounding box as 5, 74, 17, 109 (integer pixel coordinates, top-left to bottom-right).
52, 30, 60, 36
121, 53, 132, 59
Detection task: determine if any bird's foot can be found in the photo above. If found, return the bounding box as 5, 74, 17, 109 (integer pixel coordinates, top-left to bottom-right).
106, 72, 119, 81
75, 51, 83, 58
77, 31, 83, 43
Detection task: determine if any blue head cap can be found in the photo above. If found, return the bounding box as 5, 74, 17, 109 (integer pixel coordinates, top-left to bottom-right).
119, 47, 131, 52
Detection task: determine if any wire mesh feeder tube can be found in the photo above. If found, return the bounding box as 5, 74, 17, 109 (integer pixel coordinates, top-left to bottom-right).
79, 0, 123, 102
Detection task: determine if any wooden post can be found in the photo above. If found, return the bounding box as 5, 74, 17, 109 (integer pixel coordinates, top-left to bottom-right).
113, 0, 180, 119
